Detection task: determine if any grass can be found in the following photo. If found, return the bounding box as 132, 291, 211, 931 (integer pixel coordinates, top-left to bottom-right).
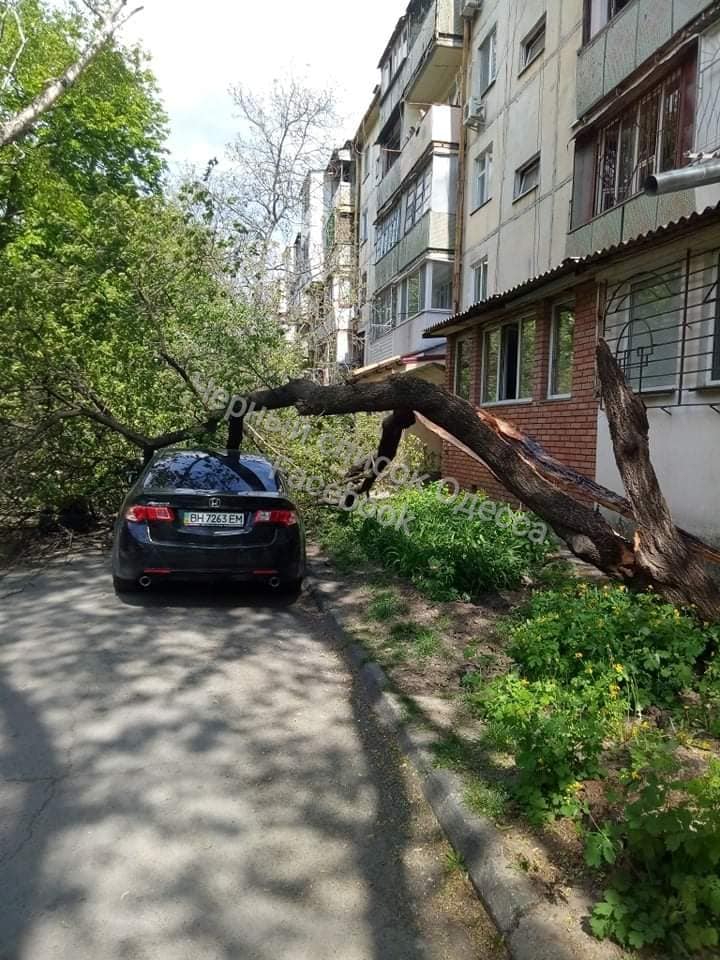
464, 780, 510, 821
389, 621, 441, 659
444, 848, 467, 875
367, 590, 410, 622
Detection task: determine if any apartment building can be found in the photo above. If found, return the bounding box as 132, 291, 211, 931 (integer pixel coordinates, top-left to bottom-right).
426, 0, 720, 544
352, 0, 464, 384
286, 149, 359, 383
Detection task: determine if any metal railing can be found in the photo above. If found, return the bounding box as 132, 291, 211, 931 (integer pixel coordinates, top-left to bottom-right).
602, 246, 720, 409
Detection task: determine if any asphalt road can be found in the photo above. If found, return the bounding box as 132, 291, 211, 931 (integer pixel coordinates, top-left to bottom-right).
0, 554, 499, 960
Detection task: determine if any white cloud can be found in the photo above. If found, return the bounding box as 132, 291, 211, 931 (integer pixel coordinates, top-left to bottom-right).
121, 0, 404, 167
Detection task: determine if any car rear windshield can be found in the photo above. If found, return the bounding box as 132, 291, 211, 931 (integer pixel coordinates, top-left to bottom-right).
143, 453, 279, 493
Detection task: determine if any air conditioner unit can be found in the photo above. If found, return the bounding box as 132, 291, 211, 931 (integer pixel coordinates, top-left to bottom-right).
462, 0, 482, 18
463, 96, 486, 128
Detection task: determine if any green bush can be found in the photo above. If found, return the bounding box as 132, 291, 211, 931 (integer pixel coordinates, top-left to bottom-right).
344, 483, 549, 600
587, 756, 720, 954
505, 584, 713, 709
469, 672, 623, 821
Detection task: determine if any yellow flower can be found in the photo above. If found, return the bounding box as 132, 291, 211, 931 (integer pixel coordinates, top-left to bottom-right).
575, 652, 584, 659
614, 663, 624, 673
609, 684, 620, 698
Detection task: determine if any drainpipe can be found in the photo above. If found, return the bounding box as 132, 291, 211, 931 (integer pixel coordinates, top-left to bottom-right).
451, 15, 472, 316
645, 157, 720, 194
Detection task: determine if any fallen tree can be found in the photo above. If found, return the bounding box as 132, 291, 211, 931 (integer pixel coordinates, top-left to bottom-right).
15, 341, 720, 620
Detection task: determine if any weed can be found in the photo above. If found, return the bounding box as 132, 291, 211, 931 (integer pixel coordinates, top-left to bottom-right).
464, 779, 509, 821
444, 848, 467, 874
389, 620, 441, 659
367, 590, 409, 621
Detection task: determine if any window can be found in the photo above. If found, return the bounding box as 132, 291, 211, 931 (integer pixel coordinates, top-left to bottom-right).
549, 306, 575, 397
594, 66, 687, 216
360, 208, 368, 243
477, 28, 497, 95
521, 16, 546, 70
473, 146, 492, 208
398, 265, 427, 321
482, 318, 536, 403
363, 146, 371, 181
453, 337, 472, 399
514, 154, 540, 199
617, 270, 682, 391
360, 271, 368, 304
404, 166, 432, 232
584, 0, 634, 43
371, 286, 396, 341
431, 261, 453, 310
380, 115, 401, 177
375, 204, 401, 260
473, 258, 488, 303
144, 453, 277, 493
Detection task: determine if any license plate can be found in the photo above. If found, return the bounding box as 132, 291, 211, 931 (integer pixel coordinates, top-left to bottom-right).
183, 512, 245, 527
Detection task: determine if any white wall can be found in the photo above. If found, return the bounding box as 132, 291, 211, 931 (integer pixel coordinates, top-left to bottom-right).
597, 406, 720, 545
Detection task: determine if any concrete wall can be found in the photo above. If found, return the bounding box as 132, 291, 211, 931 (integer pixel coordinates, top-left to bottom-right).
596, 406, 720, 544
577, 0, 712, 117
461, 0, 583, 307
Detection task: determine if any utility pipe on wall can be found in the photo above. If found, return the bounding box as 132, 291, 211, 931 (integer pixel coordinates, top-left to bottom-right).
451, 14, 473, 316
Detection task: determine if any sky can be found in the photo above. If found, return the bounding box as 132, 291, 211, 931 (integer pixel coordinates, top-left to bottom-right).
121, 0, 405, 169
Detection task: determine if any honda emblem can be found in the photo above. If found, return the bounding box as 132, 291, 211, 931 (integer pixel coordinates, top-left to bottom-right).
209, 497, 221, 509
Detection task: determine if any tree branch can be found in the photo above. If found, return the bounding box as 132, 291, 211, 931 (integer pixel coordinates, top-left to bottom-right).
0, 0, 142, 149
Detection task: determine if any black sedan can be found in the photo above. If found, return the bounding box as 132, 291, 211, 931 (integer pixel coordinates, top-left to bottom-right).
112, 448, 305, 593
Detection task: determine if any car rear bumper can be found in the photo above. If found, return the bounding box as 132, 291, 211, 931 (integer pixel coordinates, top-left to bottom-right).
113, 526, 305, 582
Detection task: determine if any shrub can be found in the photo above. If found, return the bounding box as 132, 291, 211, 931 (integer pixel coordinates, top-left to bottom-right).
346, 483, 549, 600
587, 756, 720, 954
505, 584, 712, 709
471, 672, 623, 822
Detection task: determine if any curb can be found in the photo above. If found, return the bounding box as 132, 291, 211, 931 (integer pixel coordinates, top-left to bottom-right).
307, 568, 625, 960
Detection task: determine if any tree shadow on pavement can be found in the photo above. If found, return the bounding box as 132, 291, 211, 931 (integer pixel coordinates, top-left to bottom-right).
0, 554, 433, 960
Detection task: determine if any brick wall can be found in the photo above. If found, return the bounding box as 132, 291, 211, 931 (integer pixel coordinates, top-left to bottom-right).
442, 281, 600, 503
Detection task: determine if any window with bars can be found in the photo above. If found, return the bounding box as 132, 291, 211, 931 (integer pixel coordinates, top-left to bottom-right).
482, 318, 536, 403
404, 166, 432, 233
596, 68, 685, 215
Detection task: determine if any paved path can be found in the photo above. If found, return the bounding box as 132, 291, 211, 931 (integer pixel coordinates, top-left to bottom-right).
0, 554, 498, 960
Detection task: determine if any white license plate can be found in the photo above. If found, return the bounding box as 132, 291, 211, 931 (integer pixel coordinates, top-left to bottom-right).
183, 512, 245, 527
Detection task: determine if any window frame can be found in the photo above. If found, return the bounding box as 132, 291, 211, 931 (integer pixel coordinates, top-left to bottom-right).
477, 27, 498, 97
473, 145, 493, 209
548, 303, 575, 399
481, 316, 536, 404
520, 16, 546, 72
473, 257, 489, 304
583, 0, 635, 45
453, 335, 473, 400
514, 153, 541, 201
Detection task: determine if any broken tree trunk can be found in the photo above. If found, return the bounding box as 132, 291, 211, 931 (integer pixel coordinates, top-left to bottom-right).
219, 362, 718, 620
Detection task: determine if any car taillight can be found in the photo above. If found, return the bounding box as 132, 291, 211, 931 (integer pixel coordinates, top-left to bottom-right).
125, 505, 175, 522
253, 509, 298, 526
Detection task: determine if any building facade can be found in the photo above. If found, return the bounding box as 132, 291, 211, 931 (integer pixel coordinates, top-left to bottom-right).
425, 0, 720, 544
353, 0, 464, 375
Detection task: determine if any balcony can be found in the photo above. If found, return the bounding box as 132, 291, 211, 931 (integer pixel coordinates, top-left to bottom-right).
329, 179, 353, 214
377, 104, 460, 211
367, 310, 447, 366
379, 0, 462, 131
576, 0, 707, 117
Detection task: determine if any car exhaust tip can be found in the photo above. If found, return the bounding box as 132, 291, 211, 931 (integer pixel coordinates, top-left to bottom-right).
139, 576, 152, 588
269, 576, 281, 589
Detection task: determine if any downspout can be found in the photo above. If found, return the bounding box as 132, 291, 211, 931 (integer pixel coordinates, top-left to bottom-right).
452, 14, 472, 316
